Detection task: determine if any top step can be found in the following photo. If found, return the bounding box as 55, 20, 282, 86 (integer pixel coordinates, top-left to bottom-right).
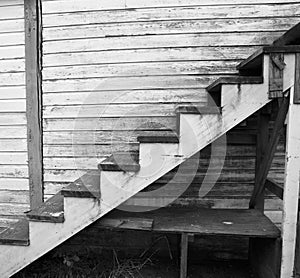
237, 22, 300, 74
272, 22, 300, 46
237, 45, 300, 75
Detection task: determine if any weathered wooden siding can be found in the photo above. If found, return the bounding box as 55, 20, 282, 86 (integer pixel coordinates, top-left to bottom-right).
41, 0, 296, 225
0, 0, 29, 216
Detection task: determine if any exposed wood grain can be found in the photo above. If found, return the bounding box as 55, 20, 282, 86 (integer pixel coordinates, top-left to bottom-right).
43, 76, 218, 93
43, 32, 282, 53
42, 0, 300, 14
281, 54, 300, 278
294, 53, 300, 104
43, 18, 300, 41
43, 4, 300, 27
180, 233, 189, 278
269, 53, 285, 98
96, 207, 280, 237
42, 89, 205, 106
25, 0, 43, 209
42, 47, 254, 68
42, 61, 238, 80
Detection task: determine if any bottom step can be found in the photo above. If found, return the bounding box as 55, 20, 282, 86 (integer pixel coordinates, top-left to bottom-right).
98, 208, 280, 238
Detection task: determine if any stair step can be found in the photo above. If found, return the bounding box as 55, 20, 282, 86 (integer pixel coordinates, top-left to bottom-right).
137, 135, 179, 143
237, 45, 300, 74
0, 218, 29, 246
176, 105, 221, 114
26, 193, 64, 223
61, 170, 100, 198
207, 76, 263, 94
99, 152, 140, 172
273, 22, 300, 46
96, 208, 280, 238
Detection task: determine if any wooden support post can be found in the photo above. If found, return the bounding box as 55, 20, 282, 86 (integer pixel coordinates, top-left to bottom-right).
294, 53, 300, 104
180, 233, 189, 278
25, 0, 43, 209
269, 53, 285, 98
254, 108, 270, 211
249, 96, 289, 209
281, 54, 300, 278
294, 202, 300, 278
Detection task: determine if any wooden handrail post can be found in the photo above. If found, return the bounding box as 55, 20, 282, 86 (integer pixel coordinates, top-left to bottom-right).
25, 0, 43, 208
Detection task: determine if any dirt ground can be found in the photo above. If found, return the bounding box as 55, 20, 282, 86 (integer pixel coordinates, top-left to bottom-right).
13, 249, 254, 278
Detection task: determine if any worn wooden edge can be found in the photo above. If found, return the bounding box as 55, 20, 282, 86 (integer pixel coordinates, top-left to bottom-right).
294, 53, 300, 104
93, 208, 281, 238
98, 153, 140, 172
206, 76, 263, 93
176, 106, 221, 115
0, 218, 29, 246
273, 22, 300, 46
237, 48, 264, 71
61, 170, 100, 198
26, 193, 64, 223
25, 0, 43, 209
237, 46, 300, 72
137, 135, 179, 144
98, 217, 153, 231
265, 178, 284, 200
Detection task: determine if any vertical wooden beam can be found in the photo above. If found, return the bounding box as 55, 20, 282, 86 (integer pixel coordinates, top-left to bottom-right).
281, 54, 300, 278
180, 233, 188, 278
294, 203, 300, 277
249, 96, 289, 209
294, 53, 300, 104
25, 0, 43, 209
269, 53, 285, 99
254, 108, 270, 211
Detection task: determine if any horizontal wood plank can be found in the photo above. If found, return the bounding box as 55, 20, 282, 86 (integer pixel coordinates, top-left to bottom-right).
43, 18, 300, 41
43, 32, 282, 53
43, 4, 300, 27
42, 0, 300, 13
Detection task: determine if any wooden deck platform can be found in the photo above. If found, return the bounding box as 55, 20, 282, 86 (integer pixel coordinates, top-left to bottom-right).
98, 207, 281, 238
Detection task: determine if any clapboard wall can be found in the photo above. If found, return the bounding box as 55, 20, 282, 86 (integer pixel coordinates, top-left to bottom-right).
0, 0, 29, 216
41, 0, 299, 224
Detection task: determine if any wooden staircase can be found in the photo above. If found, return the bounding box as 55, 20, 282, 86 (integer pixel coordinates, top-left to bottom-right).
1, 24, 300, 278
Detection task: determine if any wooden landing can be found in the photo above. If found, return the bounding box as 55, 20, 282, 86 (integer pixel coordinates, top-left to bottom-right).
99, 208, 280, 238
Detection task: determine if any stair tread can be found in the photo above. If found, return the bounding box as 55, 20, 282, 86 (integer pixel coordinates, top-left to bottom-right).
26, 193, 64, 223
98, 207, 280, 238
0, 218, 29, 246
206, 76, 263, 93
237, 45, 300, 72
137, 135, 179, 143
99, 152, 140, 172
176, 105, 221, 114
273, 22, 300, 46
61, 170, 100, 198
